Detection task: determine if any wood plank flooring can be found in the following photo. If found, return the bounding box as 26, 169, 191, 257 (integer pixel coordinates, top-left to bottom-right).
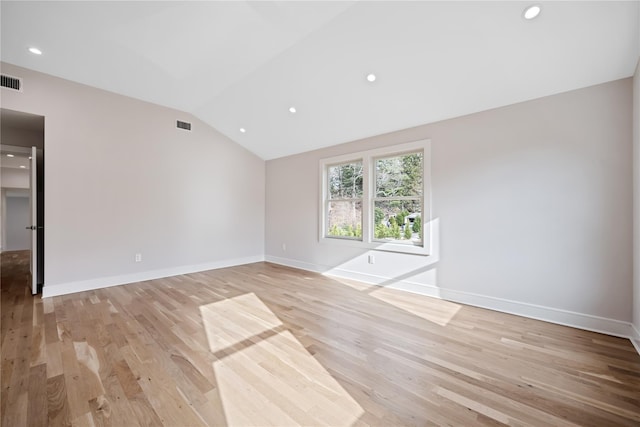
2, 250, 640, 426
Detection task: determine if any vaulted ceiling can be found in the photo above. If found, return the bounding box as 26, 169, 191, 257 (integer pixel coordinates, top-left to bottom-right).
2, 1, 639, 159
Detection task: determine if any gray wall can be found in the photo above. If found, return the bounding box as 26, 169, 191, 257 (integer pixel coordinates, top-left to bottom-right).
5, 194, 30, 250
0, 62, 265, 296
1, 126, 44, 149
0, 168, 30, 251
266, 78, 633, 331
0, 168, 29, 189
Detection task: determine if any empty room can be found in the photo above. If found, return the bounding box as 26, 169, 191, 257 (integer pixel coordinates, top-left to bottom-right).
2, 1, 640, 426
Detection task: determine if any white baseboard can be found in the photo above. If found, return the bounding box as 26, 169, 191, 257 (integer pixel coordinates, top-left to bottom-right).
631, 324, 640, 355
42, 253, 640, 355
42, 255, 265, 298
264, 255, 326, 274
265, 255, 637, 343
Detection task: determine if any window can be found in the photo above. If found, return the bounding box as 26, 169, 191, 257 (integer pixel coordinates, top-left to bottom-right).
320, 140, 430, 255
374, 152, 423, 246
326, 161, 363, 239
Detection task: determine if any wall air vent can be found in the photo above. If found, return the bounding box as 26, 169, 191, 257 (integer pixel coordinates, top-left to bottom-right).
1, 74, 22, 92
177, 120, 192, 131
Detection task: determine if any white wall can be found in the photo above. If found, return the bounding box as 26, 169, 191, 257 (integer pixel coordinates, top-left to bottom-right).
0, 62, 265, 296
266, 78, 633, 337
5, 193, 30, 250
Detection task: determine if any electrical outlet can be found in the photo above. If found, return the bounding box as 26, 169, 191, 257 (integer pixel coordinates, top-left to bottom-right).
368, 254, 375, 264
135, 253, 142, 263
282, 243, 286, 252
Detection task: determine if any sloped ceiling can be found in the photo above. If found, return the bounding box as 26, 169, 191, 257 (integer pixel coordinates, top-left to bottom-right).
1, 1, 639, 160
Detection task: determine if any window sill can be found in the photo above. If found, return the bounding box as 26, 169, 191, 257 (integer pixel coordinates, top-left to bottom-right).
320, 236, 430, 256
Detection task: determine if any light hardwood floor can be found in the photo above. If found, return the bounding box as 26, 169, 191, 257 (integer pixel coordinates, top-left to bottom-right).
2, 250, 640, 426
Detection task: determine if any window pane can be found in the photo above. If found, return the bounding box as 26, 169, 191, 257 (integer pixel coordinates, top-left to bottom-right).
376, 152, 423, 198
328, 162, 363, 199
327, 200, 362, 239
373, 200, 422, 245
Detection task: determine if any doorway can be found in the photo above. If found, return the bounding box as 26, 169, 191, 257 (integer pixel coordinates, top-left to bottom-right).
0, 109, 45, 294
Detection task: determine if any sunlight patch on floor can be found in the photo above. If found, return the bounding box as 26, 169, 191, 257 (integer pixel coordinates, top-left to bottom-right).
329, 277, 373, 291
369, 286, 462, 327
325, 275, 460, 326
200, 292, 282, 353
200, 293, 364, 426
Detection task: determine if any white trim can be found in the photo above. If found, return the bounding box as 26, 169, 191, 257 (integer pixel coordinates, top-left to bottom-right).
631, 323, 640, 356
266, 256, 637, 341
318, 235, 430, 255
42, 255, 265, 298
265, 255, 326, 274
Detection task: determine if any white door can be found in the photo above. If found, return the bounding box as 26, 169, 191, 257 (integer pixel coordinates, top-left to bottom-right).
29, 146, 38, 294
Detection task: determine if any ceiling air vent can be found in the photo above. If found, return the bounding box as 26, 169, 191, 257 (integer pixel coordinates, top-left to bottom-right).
177, 120, 191, 131
1, 74, 22, 92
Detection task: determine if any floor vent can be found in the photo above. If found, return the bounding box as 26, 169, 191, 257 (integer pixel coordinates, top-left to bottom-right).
1, 74, 22, 92
177, 120, 192, 131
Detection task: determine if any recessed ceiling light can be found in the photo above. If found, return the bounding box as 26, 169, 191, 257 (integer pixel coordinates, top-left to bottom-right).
289, 107, 297, 114
19, 165, 26, 169
523, 5, 541, 20
367, 73, 376, 82
6, 154, 14, 157
239, 128, 246, 133
28, 47, 42, 55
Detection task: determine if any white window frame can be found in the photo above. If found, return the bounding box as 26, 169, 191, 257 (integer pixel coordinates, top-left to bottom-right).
319, 139, 431, 255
